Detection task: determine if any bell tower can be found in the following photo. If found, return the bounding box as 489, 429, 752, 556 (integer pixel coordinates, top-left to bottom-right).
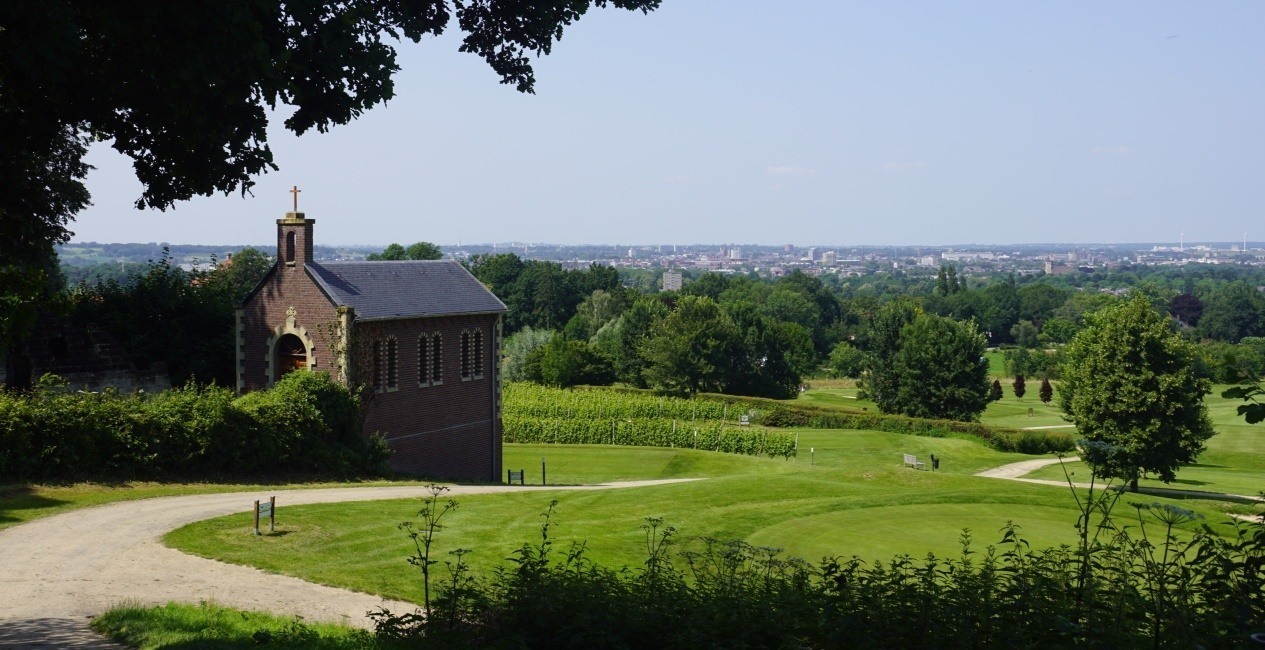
277, 185, 314, 267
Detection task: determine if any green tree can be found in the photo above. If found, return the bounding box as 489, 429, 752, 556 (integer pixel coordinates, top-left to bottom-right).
367, 242, 443, 261
539, 338, 613, 388
641, 296, 737, 396
1041, 317, 1078, 344
876, 312, 990, 422
858, 300, 919, 407
597, 296, 669, 387
502, 326, 554, 382
989, 379, 1004, 402
2, 0, 659, 367
1010, 320, 1040, 349
1012, 374, 1026, 400
1059, 295, 1215, 490
1197, 281, 1265, 343
827, 341, 866, 379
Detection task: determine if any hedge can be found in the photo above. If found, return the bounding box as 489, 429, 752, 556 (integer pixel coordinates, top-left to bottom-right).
0, 372, 388, 482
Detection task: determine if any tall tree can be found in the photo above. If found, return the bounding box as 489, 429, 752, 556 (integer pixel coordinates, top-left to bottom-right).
1059, 295, 1215, 491
858, 300, 919, 407
1197, 281, 1265, 343
641, 296, 737, 396
1012, 374, 1026, 400
1039, 377, 1053, 405
989, 379, 1004, 402
1, 0, 660, 363
881, 312, 990, 421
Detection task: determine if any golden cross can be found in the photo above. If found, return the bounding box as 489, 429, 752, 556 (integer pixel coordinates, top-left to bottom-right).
289, 185, 301, 212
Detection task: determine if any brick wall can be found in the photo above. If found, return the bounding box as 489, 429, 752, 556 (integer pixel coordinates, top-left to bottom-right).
356, 314, 502, 481
240, 259, 502, 480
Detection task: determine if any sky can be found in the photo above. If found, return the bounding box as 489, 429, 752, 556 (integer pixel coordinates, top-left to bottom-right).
73, 1, 1265, 247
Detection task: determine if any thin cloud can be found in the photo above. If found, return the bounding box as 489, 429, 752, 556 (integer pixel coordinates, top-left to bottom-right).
766, 166, 817, 177
1092, 146, 1131, 155
876, 162, 926, 172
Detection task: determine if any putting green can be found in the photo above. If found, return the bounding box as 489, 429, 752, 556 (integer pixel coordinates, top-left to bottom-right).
746, 503, 1082, 561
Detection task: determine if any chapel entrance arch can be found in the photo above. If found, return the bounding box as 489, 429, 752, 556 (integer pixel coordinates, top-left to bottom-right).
275, 333, 307, 378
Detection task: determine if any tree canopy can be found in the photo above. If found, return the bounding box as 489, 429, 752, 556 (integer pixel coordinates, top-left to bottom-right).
1059, 295, 1214, 489
862, 306, 990, 422
0, 0, 660, 353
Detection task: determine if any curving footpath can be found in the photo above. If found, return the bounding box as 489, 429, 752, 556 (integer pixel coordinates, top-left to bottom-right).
976, 457, 1265, 506
0, 479, 697, 649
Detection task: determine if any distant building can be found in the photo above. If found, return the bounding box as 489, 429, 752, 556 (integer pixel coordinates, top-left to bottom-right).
1044, 260, 1075, 276
918, 255, 938, 267
662, 270, 683, 292
238, 208, 507, 480
821, 251, 838, 266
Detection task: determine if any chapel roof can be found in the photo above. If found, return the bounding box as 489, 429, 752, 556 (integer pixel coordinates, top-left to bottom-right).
306, 260, 507, 321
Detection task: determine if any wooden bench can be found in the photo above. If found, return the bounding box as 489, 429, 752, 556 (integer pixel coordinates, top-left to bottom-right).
903, 454, 925, 470
507, 469, 524, 485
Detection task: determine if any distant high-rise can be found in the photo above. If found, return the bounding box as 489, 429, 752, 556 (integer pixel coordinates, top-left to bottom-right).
662, 270, 683, 292
821, 251, 837, 266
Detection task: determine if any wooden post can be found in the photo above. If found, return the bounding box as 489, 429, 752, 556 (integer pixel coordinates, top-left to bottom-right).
269, 496, 276, 533
253, 500, 261, 535
541, 456, 547, 486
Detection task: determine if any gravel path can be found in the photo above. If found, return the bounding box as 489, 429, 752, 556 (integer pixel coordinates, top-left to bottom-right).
0, 479, 696, 648
975, 458, 1265, 505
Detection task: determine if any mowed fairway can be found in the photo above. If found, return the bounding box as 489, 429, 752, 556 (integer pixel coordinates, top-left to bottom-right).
1025, 385, 1265, 498
798, 383, 1071, 430
166, 427, 1244, 606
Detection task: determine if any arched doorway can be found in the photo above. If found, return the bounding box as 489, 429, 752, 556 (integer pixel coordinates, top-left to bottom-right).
275, 333, 307, 377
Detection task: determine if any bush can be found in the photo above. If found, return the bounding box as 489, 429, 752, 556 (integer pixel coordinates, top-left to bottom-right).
0, 372, 386, 482
372, 497, 1265, 649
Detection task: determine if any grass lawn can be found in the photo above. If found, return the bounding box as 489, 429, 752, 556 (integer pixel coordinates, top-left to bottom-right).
1025, 385, 1265, 498
166, 433, 1242, 606
93, 601, 370, 649
797, 384, 1070, 430
0, 478, 434, 533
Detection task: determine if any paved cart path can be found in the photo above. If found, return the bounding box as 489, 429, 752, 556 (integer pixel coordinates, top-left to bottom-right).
0, 479, 696, 648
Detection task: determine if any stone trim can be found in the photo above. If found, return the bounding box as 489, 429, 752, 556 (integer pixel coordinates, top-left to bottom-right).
265, 306, 317, 387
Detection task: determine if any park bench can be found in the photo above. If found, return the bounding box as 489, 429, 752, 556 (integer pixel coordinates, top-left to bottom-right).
903, 453, 925, 470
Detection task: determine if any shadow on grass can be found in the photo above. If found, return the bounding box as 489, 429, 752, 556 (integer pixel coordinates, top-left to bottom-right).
0, 485, 70, 526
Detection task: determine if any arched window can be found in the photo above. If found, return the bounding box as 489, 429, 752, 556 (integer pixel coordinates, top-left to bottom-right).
473, 329, 484, 378
386, 337, 398, 390
461, 331, 471, 379
276, 333, 307, 378
431, 334, 443, 384
418, 334, 429, 387
285, 231, 296, 263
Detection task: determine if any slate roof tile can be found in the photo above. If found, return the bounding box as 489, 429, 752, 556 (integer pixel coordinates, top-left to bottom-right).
306, 260, 507, 321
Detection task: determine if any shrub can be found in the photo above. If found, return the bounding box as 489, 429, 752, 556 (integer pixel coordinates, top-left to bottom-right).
0, 372, 384, 482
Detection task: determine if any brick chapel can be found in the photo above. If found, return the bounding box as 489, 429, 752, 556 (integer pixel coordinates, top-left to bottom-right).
236, 201, 507, 480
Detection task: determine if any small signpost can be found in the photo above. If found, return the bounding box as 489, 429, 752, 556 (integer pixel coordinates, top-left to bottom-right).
254, 496, 276, 535
739, 414, 750, 426
507, 469, 524, 485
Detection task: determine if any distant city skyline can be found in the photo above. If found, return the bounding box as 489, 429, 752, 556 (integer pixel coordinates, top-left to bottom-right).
73, 2, 1263, 247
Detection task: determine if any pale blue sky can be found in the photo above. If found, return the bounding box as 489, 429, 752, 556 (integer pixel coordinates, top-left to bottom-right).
75, 1, 1264, 247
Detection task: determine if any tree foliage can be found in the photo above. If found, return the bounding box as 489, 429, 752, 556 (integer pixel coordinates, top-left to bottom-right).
367, 242, 443, 261
865, 310, 989, 422
1039, 377, 1053, 404
1059, 296, 1215, 486
1, 0, 660, 361
1012, 374, 1026, 400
